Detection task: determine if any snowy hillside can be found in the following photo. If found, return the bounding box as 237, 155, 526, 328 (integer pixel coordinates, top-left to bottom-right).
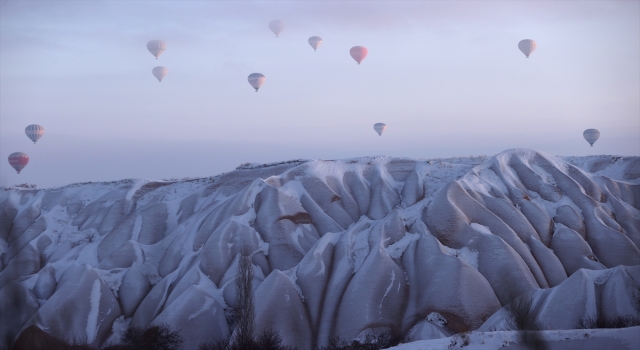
1, 149, 639, 349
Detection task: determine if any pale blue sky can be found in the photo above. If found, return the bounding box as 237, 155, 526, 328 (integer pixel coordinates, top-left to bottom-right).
1, 1, 638, 187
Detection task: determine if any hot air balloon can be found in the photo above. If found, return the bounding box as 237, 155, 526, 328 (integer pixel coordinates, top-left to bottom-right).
308, 36, 322, 51
373, 123, 387, 136
8, 152, 29, 174
248, 73, 265, 92
147, 40, 166, 59
152, 66, 168, 82
269, 20, 285, 37
518, 39, 537, 58
25, 124, 44, 144
350, 46, 368, 64
583, 129, 600, 147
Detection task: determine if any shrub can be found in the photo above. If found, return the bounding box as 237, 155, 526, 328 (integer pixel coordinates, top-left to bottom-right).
100, 345, 131, 350
502, 292, 547, 349
577, 314, 640, 329
12, 183, 37, 189
198, 329, 294, 350
121, 324, 183, 350
633, 285, 640, 314
254, 330, 295, 350
10, 325, 95, 350
504, 294, 539, 331
197, 340, 229, 350
317, 330, 405, 350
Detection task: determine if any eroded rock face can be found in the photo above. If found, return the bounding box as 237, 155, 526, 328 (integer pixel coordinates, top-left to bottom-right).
23, 264, 123, 347
479, 265, 640, 331
0, 150, 638, 349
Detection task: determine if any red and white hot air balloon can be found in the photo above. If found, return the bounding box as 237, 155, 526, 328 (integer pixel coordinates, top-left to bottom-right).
25, 124, 44, 144
350, 46, 368, 64
8, 152, 29, 174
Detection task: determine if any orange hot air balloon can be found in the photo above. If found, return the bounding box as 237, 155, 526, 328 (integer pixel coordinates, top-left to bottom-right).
350, 46, 368, 64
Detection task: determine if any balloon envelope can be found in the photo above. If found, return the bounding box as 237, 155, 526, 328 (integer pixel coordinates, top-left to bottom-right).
308, 36, 322, 51
152, 66, 168, 82
583, 129, 600, 147
269, 20, 285, 37
147, 40, 166, 59
374, 123, 387, 136
25, 124, 44, 144
350, 46, 368, 64
518, 39, 537, 58
248, 73, 265, 92
8, 152, 29, 174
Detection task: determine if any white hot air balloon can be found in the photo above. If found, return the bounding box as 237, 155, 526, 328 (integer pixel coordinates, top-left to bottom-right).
147, 40, 166, 59
350, 46, 368, 64
152, 66, 168, 82
373, 123, 387, 136
25, 124, 44, 144
269, 20, 285, 37
308, 36, 323, 51
248, 73, 265, 92
583, 129, 600, 147
518, 39, 537, 58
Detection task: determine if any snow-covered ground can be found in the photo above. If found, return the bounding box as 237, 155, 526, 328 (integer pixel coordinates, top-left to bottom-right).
389, 326, 640, 350
1, 149, 639, 349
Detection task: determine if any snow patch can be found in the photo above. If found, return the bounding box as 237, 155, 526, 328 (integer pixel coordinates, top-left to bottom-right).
386, 233, 420, 259
86, 279, 101, 343
277, 180, 307, 205
103, 316, 130, 347
165, 199, 181, 233
456, 247, 478, 269
312, 231, 342, 276
427, 312, 447, 327
380, 270, 396, 310
282, 265, 305, 301
96, 268, 128, 297
188, 295, 215, 320
125, 180, 147, 202
130, 215, 143, 242
470, 223, 492, 235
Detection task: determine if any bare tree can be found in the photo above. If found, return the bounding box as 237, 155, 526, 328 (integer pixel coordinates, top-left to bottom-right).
233, 252, 255, 349
200, 252, 296, 350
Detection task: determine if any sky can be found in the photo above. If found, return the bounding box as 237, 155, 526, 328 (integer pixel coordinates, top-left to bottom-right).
1, 0, 639, 188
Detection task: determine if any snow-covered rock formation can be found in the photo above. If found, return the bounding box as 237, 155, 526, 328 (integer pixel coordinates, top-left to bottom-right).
1, 149, 639, 349
479, 265, 640, 331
